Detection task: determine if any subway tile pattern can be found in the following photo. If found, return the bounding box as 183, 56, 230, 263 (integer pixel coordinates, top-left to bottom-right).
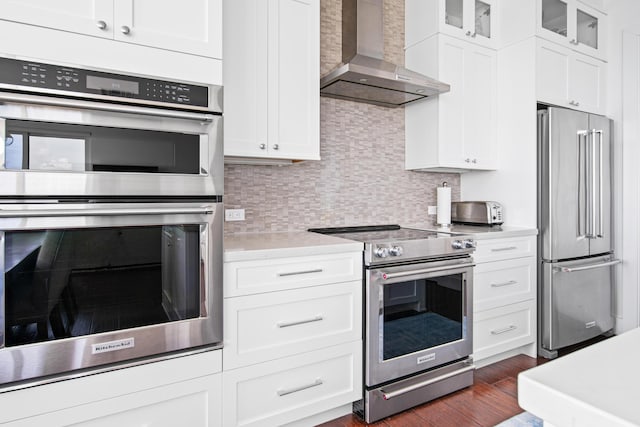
223, 0, 460, 234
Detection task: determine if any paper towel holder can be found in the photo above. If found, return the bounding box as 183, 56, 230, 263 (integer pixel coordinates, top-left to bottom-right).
436, 181, 452, 230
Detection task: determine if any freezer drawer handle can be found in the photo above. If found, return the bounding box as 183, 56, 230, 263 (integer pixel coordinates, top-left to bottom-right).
277, 268, 323, 277
491, 246, 518, 252
491, 325, 517, 335
554, 259, 621, 273
491, 280, 518, 288
277, 378, 323, 396
276, 315, 323, 328
380, 364, 476, 400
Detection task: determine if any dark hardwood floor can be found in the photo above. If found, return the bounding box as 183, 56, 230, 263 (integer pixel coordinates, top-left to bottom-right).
317, 354, 548, 427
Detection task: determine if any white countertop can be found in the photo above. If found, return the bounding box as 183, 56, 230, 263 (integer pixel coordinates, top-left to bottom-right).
224, 231, 364, 262
518, 328, 640, 427
403, 223, 538, 239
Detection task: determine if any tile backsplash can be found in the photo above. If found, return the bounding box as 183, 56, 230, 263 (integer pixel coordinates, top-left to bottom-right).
223, 0, 460, 234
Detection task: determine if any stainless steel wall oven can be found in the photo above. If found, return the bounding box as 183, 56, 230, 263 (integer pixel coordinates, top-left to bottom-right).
0, 56, 223, 389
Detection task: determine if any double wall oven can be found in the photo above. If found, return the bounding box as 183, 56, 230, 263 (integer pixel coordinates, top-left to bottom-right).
0, 56, 223, 388
310, 225, 476, 423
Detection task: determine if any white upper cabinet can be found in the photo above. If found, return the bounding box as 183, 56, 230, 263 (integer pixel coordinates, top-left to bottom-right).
537, 0, 605, 59
406, 0, 497, 49
537, 38, 605, 114
405, 34, 498, 172
224, 0, 320, 163
0, 0, 222, 59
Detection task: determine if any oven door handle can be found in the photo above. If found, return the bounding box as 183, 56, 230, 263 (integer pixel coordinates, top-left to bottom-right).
380, 262, 475, 280
0, 92, 215, 122
0, 207, 215, 218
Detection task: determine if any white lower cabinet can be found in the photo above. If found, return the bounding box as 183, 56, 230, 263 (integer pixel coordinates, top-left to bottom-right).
472, 234, 537, 366
222, 245, 363, 426
0, 350, 223, 427
223, 341, 362, 427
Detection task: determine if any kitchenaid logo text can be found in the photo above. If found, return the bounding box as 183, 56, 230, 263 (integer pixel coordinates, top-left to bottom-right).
92, 338, 135, 354
417, 353, 436, 364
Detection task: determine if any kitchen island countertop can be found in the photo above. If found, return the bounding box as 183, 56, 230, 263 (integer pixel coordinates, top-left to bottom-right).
518, 328, 640, 427
224, 231, 364, 262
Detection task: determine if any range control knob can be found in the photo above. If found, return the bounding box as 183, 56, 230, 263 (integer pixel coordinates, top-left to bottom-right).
389, 246, 404, 257
451, 240, 464, 250
463, 239, 476, 249
374, 246, 389, 258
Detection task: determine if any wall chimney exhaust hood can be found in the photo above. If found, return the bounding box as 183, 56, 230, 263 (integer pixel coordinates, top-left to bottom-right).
320, 0, 450, 108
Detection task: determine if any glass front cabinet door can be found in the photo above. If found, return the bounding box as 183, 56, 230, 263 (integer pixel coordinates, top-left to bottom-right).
538, 0, 605, 59
443, 0, 496, 47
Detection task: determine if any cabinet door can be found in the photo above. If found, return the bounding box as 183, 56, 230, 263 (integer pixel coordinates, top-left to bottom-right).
113, 0, 221, 58
568, 48, 605, 113
463, 42, 497, 169
0, 0, 113, 38
440, 0, 496, 48
268, 0, 320, 160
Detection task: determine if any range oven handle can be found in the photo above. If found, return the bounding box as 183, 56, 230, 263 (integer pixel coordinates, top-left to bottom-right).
0, 91, 215, 122
380, 262, 475, 280
0, 207, 215, 218
380, 364, 476, 400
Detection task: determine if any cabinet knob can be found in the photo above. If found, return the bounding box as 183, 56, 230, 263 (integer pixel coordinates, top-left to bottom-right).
96, 20, 107, 30
465, 158, 471, 163
465, 30, 476, 38
569, 100, 580, 106
121, 25, 131, 35
570, 39, 578, 45
272, 144, 279, 150
259, 143, 266, 150
472, 159, 477, 164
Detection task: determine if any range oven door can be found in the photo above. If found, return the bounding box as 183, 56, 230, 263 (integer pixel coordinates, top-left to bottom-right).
0, 201, 222, 387
366, 257, 474, 387
0, 91, 222, 197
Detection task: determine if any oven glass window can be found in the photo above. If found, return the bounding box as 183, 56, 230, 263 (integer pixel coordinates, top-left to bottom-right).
4, 225, 201, 347
382, 274, 464, 360
5, 120, 200, 174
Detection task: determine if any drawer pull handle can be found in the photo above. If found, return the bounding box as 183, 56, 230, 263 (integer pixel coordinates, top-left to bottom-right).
491, 325, 517, 335
491, 246, 518, 252
277, 268, 323, 277
277, 315, 324, 328
277, 378, 323, 396
491, 280, 518, 288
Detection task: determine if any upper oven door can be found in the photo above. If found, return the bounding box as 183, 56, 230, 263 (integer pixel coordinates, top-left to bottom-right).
0, 92, 222, 197
365, 257, 474, 387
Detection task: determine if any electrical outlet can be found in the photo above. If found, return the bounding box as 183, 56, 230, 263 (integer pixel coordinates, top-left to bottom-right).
225, 209, 245, 221
428, 205, 437, 215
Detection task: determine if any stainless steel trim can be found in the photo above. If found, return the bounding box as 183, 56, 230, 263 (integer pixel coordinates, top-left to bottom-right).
577, 130, 588, 238
490, 280, 517, 288
490, 246, 517, 252
380, 262, 475, 280
491, 325, 517, 335
0, 92, 215, 122
0, 117, 5, 170
277, 315, 324, 328
380, 365, 475, 400
0, 231, 4, 348
0, 207, 214, 218
555, 259, 621, 273
277, 378, 323, 396
277, 268, 323, 277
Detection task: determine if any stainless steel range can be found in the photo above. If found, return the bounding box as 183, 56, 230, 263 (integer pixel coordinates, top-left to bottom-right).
309, 225, 476, 423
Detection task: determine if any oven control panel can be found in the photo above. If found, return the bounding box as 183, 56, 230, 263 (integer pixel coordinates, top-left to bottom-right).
0, 56, 209, 108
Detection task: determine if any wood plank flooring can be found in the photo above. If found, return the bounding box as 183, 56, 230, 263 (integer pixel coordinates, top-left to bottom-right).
317, 354, 547, 427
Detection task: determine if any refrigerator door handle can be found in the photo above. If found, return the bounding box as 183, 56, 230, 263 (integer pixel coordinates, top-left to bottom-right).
593, 129, 604, 238
577, 130, 589, 238
554, 259, 621, 273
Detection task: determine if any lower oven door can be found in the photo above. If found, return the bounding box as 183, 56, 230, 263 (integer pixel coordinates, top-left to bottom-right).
0, 201, 222, 387
366, 257, 474, 387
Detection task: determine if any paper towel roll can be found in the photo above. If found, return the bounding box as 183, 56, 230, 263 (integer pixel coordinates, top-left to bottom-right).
437, 184, 451, 227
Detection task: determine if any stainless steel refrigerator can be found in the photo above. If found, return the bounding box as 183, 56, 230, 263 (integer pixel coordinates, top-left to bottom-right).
537, 107, 620, 359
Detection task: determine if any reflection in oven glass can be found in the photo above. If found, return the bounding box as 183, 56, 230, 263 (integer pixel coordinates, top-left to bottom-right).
4, 225, 201, 346
382, 275, 463, 360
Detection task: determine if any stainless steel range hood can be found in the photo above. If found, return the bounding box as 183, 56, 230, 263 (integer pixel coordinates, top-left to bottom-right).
320, 0, 450, 108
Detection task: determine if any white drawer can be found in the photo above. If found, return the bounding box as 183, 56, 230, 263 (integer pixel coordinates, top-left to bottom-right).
473, 300, 536, 362
222, 341, 362, 427
223, 281, 362, 369
473, 236, 536, 263
224, 252, 362, 297
474, 257, 536, 312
